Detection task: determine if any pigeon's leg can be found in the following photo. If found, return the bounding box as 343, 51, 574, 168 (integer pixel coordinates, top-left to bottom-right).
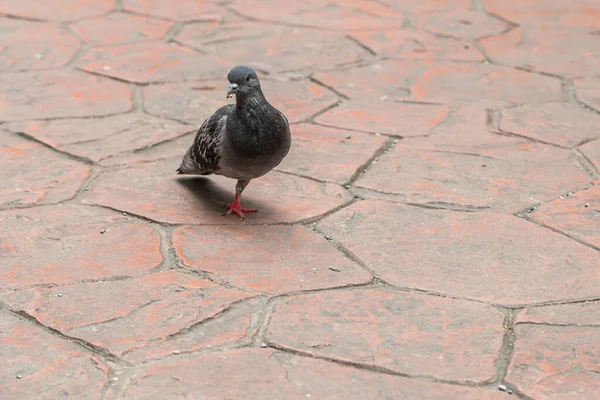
224, 179, 257, 219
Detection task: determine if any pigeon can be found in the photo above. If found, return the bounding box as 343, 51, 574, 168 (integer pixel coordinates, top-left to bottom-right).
177, 65, 292, 219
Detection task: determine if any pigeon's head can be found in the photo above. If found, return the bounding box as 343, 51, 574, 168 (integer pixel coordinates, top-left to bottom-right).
226, 65, 261, 99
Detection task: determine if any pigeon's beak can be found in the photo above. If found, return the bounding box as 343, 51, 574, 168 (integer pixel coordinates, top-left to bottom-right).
226, 83, 238, 99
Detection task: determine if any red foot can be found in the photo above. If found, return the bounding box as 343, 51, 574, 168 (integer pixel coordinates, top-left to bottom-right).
224, 201, 257, 220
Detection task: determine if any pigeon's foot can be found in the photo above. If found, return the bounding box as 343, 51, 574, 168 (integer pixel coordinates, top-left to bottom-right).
224, 201, 257, 220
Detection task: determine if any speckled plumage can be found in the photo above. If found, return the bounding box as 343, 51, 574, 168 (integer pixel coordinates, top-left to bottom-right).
177, 66, 291, 219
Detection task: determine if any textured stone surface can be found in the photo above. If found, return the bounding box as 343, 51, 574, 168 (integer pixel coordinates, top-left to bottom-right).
173, 225, 372, 294
507, 325, 600, 399
481, 25, 600, 77
82, 157, 351, 224
0, 310, 108, 399
123, 0, 223, 21
316, 100, 450, 136
0, 132, 90, 208
355, 142, 590, 213
0, 19, 80, 72
517, 301, 600, 326
581, 140, 600, 173
179, 24, 372, 77
317, 201, 600, 305
575, 76, 600, 111
1, 271, 256, 361
314, 61, 562, 106
79, 42, 229, 84
143, 79, 338, 125
268, 289, 505, 382
126, 348, 507, 399
530, 185, 600, 249
70, 13, 172, 45
0, 0, 114, 21
276, 123, 387, 184
418, 9, 508, 40
351, 29, 484, 61
5, 114, 193, 164
499, 103, 600, 148
0, 70, 131, 121
0, 205, 162, 287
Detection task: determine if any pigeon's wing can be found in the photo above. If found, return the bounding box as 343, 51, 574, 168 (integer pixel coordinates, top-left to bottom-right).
177, 105, 233, 175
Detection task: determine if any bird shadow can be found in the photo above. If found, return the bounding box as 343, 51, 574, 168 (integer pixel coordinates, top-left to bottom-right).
175, 176, 232, 212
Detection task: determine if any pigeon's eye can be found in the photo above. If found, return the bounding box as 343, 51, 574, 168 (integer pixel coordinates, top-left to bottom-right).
245, 74, 252, 82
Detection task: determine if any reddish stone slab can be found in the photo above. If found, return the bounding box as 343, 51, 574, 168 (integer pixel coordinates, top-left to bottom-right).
123, 0, 223, 21
314, 61, 562, 106
418, 9, 508, 40
268, 289, 504, 382
351, 29, 484, 61
481, 26, 600, 78
276, 123, 387, 184
316, 100, 450, 136
499, 103, 600, 148
355, 142, 590, 213
174, 225, 371, 294
518, 301, 600, 326
0, 0, 114, 21
575, 76, 600, 111
79, 41, 229, 84
485, 0, 600, 29
530, 185, 600, 249
0, 69, 131, 121
0, 310, 108, 399
82, 157, 351, 224
0, 19, 80, 72
5, 114, 193, 164
126, 348, 506, 399
581, 140, 600, 173
229, 0, 406, 31
179, 24, 372, 77
1, 271, 255, 361
0, 132, 90, 208
100, 134, 194, 166
0, 205, 162, 287
507, 325, 600, 399
70, 13, 172, 46
317, 201, 600, 305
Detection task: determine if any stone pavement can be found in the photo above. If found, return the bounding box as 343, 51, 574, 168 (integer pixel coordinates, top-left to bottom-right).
1, 0, 599, 398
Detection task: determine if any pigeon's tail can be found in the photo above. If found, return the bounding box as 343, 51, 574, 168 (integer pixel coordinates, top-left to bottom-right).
176, 149, 212, 175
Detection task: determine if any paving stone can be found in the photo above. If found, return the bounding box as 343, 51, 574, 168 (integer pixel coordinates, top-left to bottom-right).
355, 141, 590, 213
0, 310, 108, 399
574, 76, 600, 111
100, 134, 194, 167
499, 103, 600, 148
350, 29, 484, 61
317, 201, 600, 305
143, 79, 337, 125
485, 0, 600, 29
0, 204, 162, 287
0, 132, 90, 209
178, 24, 372, 77
0, 0, 114, 21
480, 25, 600, 77
507, 325, 600, 399
229, 0, 406, 31
126, 348, 507, 399
123, 0, 223, 21
379, 0, 469, 15
70, 13, 172, 46
530, 185, 600, 249
79, 41, 229, 84
173, 225, 372, 294
417, 9, 508, 40
517, 301, 600, 326
581, 140, 600, 173
268, 289, 504, 382
316, 100, 450, 136
276, 123, 387, 184
0, 19, 80, 72
0, 271, 256, 361
82, 157, 351, 224
0, 69, 131, 121
5, 114, 193, 164
313, 61, 562, 106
